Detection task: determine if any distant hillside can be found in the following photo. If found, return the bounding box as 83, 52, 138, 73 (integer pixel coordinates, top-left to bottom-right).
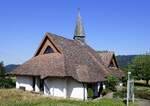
116, 55, 137, 68
5, 64, 20, 73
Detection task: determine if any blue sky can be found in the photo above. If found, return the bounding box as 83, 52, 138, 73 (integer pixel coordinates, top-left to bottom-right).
0, 0, 150, 65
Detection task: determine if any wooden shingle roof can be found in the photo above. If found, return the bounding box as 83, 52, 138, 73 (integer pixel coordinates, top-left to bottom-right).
97, 51, 116, 67
12, 32, 124, 82
97, 51, 124, 78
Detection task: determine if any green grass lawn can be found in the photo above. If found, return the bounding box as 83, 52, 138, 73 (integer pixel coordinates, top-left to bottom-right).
0, 89, 137, 106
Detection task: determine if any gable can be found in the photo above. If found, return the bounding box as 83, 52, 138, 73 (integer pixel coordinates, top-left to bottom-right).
34, 33, 61, 56
108, 55, 118, 68
97, 52, 119, 68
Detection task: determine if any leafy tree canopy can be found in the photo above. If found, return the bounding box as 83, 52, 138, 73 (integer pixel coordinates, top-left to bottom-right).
128, 55, 150, 85
0, 61, 15, 88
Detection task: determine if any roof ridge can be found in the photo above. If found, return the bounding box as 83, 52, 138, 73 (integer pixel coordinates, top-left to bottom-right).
47, 32, 75, 42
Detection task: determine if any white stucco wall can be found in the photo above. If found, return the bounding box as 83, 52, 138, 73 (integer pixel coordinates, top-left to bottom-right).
44, 77, 87, 100
67, 78, 87, 100
44, 77, 67, 98
16, 76, 33, 91
16, 76, 87, 100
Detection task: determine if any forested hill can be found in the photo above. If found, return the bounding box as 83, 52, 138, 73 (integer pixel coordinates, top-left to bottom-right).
116, 55, 137, 68
5, 64, 20, 73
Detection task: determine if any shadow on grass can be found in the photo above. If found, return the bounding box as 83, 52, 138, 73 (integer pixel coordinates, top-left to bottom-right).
134, 82, 150, 87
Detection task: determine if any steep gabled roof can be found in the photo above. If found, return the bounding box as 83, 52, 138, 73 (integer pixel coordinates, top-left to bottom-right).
97, 51, 118, 68
12, 32, 112, 82
34, 33, 62, 56
97, 51, 124, 78
46, 33, 109, 82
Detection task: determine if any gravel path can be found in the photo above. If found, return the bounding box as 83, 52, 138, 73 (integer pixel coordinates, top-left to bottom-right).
137, 99, 150, 106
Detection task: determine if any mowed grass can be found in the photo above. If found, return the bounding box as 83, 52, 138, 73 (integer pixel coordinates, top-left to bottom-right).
0, 89, 137, 106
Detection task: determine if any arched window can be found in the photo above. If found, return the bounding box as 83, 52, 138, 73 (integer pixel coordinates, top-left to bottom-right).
44, 46, 54, 54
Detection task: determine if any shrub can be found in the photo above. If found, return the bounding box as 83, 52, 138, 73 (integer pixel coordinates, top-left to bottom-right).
0, 61, 15, 89
0, 77, 15, 88
106, 75, 119, 91
113, 88, 126, 98
87, 88, 94, 98
101, 89, 110, 96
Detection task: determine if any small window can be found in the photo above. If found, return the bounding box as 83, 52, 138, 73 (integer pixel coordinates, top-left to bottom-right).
109, 60, 115, 67
44, 46, 54, 54
109, 63, 115, 67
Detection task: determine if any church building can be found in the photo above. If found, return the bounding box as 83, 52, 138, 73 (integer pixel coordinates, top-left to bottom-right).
12, 10, 124, 100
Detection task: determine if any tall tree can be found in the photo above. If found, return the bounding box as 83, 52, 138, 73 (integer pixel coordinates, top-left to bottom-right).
0, 61, 5, 78
0, 61, 15, 88
128, 55, 150, 85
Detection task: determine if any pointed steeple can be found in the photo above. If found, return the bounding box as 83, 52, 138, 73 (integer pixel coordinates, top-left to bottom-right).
73, 9, 85, 42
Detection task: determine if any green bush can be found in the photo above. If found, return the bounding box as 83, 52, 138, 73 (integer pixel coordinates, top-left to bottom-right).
101, 89, 110, 96
0, 78, 15, 88
106, 75, 119, 91
87, 88, 94, 98
113, 88, 126, 98
0, 61, 15, 88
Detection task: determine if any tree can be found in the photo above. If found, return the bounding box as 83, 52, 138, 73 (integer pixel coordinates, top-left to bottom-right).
0, 61, 5, 78
128, 55, 150, 85
0, 61, 15, 88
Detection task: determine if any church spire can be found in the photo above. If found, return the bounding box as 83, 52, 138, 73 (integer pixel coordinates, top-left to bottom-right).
73, 9, 85, 42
